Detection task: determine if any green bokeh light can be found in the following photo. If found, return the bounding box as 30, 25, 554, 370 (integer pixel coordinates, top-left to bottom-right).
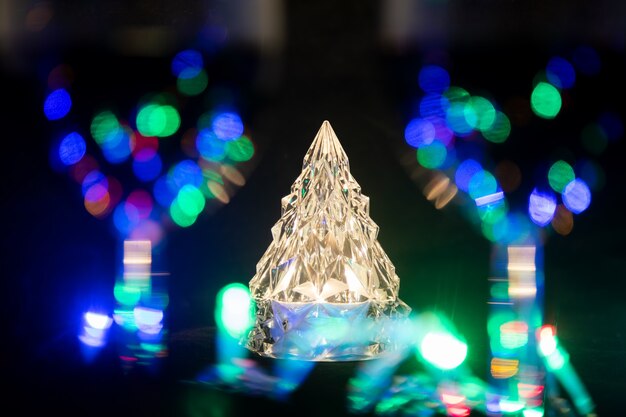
468, 96, 496, 131
444, 86, 470, 103
226, 136, 255, 162
548, 160, 575, 193
91, 111, 120, 144
177, 184, 205, 216
170, 198, 197, 227
531, 82, 562, 119
137, 104, 166, 137
483, 111, 511, 143
215, 283, 254, 338
136, 104, 180, 137
177, 69, 209, 96
114, 282, 142, 306
477, 199, 508, 225
468, 170, 498, 200
417, 140, 447, 169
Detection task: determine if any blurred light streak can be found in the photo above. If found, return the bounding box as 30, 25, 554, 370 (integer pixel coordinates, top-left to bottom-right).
490, 358, 519, 379
435, 183, 457, 209
537, 326, 595, 416
488, 243, 544, 415
114, 240, 168, 369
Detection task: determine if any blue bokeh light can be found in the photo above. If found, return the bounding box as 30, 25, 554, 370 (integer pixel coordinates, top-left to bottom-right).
170, 160, 203, 189
101, 128, 131, 164
153, 175, 177, 208
419, 94, 450, 118
528, 188, 557, 226
562, 179, 591, 214
197, 129, 227, 160
82, 170, 108, 197
546, 57, 576, 89
133, 149, 162, 182
212, 112, 244, 141
418, 65, 450, 94
455, 159, 482, 192
404, 118, 435, 148
44, 89, 72, 120
58, 132, 86, 165
171, 49, 203, 78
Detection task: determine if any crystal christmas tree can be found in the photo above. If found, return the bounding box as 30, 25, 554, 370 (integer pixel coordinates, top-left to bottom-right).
247, 121, 410, 361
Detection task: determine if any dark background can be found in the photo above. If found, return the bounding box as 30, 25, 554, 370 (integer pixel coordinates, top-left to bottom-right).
1, 1, 625, 415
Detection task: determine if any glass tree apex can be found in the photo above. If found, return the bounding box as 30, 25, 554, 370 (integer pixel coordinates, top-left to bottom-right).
247, 121, 410, 361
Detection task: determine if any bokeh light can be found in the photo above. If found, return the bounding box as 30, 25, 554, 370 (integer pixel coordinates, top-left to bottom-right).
468, 170, 498, 200
528, 188, 557, 227
177, 69, 209, 96
132, 148, 162, 182
455, 159, 482, 192
171, 159, 203, 189
405, 117, 435, 148
562, 179, 591, 214
212, 112, 244, 141
136, 104, 181, 137
91, 111, 120, 145
216, 283, 254, 338
548, 160, 575, 193
419, 94, 450, 118
171, 49, 203, 78
58, 132, 86, 166
546, 57, 576, 89
225, 136, 255, 162
418, 65, 450, 94
419, 331, 468, 370
176, 185, 205, 217
417, 140, 447, 169
468, 96, 496, 131
531, 82, 562, 119
44, 88, 72, 120
197, 129, 227, 161
446, 102, 475, 136
552, 204, 574, 236
482, 112, 511, 143
126, 189, 154, 221
84, 312, 113, 330
170, 198, 198, 227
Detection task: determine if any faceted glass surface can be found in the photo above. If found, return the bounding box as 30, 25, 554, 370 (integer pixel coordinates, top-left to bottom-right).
247, 121, 410, 361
